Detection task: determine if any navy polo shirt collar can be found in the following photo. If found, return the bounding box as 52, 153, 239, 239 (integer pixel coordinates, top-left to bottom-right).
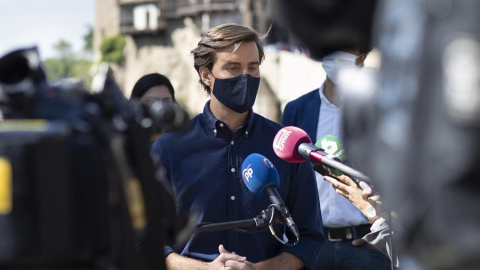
201, 100, 254, 137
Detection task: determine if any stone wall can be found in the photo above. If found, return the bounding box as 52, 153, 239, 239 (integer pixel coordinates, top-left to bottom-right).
94, 0, 120, 63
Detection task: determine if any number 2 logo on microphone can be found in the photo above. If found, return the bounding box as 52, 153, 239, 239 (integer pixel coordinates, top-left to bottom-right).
242, 164, 253, 183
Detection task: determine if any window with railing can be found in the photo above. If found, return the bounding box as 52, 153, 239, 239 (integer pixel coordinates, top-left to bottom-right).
160, 0, 237, 18
120, 2, 163, 34
177, 0, 237, 7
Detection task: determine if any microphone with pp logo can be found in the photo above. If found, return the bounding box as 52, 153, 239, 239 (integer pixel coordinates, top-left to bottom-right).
241, 153, 300, 241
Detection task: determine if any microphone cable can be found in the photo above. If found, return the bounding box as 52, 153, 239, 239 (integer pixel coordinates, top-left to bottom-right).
266, 204, 300, 246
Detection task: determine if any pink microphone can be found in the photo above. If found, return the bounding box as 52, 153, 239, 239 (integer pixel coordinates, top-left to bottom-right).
272, 126, 313, 163
273, 126, 373, 184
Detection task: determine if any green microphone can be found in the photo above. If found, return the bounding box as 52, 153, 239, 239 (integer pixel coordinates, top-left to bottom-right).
315, 135, 346, 176
315, 134, 373, 192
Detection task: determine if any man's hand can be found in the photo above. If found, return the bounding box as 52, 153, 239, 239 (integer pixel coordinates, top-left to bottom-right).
323, 174, 392, 248
165, 245, 248, 270
352, 238, 367, 246
212, 244, 249, 270
325, 173, 388, 220
224, 260, 256, 270
323, 174, 373, 214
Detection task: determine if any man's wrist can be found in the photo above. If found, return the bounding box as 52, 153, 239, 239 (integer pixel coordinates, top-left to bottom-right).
368, 215, 380, 224
365, 205, 379, 223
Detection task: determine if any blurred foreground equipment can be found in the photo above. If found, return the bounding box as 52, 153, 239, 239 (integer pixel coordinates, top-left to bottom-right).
277, 0, 480, 269
274, 0, 377, 59
0, 47, 190, 270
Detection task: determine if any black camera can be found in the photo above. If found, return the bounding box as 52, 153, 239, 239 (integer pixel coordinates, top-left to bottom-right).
0, 47, 186, 270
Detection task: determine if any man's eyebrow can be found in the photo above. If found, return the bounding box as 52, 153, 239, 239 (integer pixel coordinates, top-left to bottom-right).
222, 60, 241, 65
221, 60, 260, 66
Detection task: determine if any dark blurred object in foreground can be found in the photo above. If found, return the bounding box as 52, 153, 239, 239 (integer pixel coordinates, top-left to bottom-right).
360, 1, 480, 269
0, 47, 189, 270
276, 0, 480, 269
274, 0, 377, 59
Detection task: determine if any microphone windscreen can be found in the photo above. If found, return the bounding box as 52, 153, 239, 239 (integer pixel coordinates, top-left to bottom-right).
315, 134, 346, 176
241, 153, 280, 197
315, 135, 346, 161
273, 126, 312, 163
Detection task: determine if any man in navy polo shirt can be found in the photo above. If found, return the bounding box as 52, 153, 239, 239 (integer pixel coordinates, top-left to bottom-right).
151, 23, 324, 270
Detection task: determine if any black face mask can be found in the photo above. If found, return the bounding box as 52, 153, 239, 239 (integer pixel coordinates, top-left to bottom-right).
211, 73, 260, 113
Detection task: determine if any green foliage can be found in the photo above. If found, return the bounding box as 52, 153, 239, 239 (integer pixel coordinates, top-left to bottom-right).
83, 26, 93, 52
44, 58, 65, 82
54, 40, 74, 59
100, 36, 126, 64
43, 39, 92, 84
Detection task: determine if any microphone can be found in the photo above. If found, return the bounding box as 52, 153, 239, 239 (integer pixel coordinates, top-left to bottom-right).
273, 126, 373, 185
241, 153, 300, 240
315, 134, 346, 176
316, 134, 373, 192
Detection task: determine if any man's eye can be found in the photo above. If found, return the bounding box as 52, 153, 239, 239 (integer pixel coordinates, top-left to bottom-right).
248, 66, 258, 71
226, 66, 239, 71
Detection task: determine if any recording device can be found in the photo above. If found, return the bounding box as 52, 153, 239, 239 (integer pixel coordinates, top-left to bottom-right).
135, 100, 190, 135
316, 134, 372, 192
241, 153, 300, 241
273, 126, 372, 185
0, 47, 189, 270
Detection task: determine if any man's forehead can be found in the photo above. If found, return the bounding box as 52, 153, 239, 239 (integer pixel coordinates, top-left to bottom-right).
217, 44, 237, 55
215, 42, 259, 62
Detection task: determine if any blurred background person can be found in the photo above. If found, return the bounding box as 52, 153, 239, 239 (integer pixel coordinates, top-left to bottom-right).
130, 73, 175, 105
130, 73, 176, 142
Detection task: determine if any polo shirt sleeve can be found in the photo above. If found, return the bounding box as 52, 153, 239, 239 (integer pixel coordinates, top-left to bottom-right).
280, 161, 325, 269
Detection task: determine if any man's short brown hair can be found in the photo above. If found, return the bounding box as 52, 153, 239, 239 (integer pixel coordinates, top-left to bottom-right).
191, 23, 266, 94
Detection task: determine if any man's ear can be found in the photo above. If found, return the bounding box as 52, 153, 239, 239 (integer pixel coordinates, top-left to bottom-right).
199, 66, 213, 88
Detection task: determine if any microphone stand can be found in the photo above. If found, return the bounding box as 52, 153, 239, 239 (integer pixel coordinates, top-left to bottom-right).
195, 208, 281, 233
